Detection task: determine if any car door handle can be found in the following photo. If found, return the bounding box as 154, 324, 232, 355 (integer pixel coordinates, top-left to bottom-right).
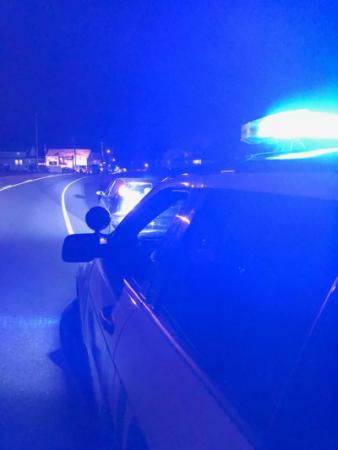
100, 305, 115, 335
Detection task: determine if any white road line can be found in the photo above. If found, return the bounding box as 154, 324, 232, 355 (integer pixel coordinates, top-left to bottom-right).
0, 174, 66, 192
0, 315, 58, 328
0, 184, 13, 191
61, 176, 87, 235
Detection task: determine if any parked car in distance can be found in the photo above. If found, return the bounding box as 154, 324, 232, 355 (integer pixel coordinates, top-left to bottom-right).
96, 171, 164, 230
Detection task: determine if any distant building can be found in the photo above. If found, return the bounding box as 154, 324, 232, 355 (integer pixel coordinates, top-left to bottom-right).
0, 151, 36, 172
45, 148, 91, 172
161, 148, 194, 169
89, 152, 102, 166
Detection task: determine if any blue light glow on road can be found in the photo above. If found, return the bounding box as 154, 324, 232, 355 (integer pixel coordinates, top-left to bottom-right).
0, 315, 58, 329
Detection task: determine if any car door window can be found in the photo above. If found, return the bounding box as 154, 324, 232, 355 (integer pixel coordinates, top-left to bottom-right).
156, 189, 338, 443
129, 193, 191, 289
105, 188, 191, 290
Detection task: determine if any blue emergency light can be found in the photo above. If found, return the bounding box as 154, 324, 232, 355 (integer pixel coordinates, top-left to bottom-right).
241, 109, 338, 144
266, 147, 338, 160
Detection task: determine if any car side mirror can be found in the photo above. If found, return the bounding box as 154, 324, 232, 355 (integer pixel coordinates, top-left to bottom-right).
96, 190, 106, 197
62, 207, 111, 262
62, 233, 104, 262
85, 206, 111, 232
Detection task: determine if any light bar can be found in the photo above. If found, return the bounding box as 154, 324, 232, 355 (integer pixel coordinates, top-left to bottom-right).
266, 147, 338, 160
242, 109, 338, 143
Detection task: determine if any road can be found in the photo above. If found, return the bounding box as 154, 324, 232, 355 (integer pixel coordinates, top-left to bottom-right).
0, 173, 110, 450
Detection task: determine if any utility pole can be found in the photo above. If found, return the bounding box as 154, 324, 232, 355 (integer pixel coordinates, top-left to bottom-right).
35, 113, 39, 169
72, 137, 76, 170
100, 141, 104, 164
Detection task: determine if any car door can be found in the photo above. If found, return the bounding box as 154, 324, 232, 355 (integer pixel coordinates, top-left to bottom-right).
111, 188, 338, 450
112, 191, 254, 450
102, 179, 119, 214
113, 287, 253, 450
85, 187, 193, 418
264, 276, 338, 450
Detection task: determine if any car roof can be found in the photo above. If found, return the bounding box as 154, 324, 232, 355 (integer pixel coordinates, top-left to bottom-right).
113, 177, 156, 184
155, 164, 338, 201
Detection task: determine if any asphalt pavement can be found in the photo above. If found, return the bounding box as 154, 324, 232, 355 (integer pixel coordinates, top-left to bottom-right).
0, 173, 111, 450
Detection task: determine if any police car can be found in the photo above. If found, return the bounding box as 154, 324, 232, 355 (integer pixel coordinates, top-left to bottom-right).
62, 109, 338, 449
96, 172, 158, 231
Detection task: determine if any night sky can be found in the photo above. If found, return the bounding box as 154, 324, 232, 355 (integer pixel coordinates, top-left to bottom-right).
1, 0, 337, 160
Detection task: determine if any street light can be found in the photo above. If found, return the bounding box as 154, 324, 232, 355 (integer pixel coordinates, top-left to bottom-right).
35, 113, 39, 169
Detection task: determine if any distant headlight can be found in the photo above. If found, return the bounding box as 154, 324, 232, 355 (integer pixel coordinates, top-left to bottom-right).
116, 183, 153, 216
118, 186, 143, 215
